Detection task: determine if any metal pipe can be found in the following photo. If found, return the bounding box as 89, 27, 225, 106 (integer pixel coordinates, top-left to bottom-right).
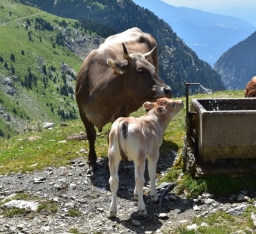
186, 83, 201, 115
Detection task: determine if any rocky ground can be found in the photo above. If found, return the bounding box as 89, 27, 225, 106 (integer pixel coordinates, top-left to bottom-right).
0, 152, 255, 234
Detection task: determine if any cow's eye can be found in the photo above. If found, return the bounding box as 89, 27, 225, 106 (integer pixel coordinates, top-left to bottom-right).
171, 103, 175, 107
137, 68, 145, 74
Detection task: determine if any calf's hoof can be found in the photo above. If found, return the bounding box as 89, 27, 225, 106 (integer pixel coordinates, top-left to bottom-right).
138, 209, 147, 216
108, 211, 117, 218
151, 195, 158, 202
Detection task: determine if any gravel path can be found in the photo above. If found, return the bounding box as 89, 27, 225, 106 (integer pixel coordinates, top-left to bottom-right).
0, 153, 255, 234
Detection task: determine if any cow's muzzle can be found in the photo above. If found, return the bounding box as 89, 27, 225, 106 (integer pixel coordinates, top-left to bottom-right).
163, 86, 172, 98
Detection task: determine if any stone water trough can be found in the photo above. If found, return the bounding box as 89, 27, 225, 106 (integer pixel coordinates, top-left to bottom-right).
183, 83, 256, 177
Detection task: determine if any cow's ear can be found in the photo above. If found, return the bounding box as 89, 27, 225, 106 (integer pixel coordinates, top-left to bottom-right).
107, 59, 125, 75
156, 106, 166, 114
143, 101, 155, 110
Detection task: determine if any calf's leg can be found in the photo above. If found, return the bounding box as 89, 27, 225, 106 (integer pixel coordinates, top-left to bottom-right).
108, 154, 120, 218
134, 159, 146, 216
147, 155, 159, 201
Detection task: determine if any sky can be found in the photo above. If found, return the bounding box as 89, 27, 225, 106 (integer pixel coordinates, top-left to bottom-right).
161, 0, 256, 26
161, 0, 256, 12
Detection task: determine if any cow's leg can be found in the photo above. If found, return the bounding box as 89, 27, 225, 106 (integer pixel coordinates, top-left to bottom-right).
147, 154, 159, 202
79, 110, 98, 170
134, 159, 146, 216
108, 153, 120, 218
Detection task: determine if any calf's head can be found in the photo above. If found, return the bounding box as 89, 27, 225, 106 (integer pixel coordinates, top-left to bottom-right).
144, 97, 184, 123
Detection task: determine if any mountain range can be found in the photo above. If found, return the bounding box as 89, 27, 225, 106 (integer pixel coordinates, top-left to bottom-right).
133, 0, 256, 66
18, 0, 225, 96
214, 31, 256, 90
1, 0, 239, 139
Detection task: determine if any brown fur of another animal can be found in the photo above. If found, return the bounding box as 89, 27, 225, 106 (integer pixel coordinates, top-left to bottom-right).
244, 76, 256, 97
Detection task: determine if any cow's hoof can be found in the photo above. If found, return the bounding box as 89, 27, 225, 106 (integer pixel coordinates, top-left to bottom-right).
138, 210, 147, 216
108, 211, 117, 218
88, 161, 100, 171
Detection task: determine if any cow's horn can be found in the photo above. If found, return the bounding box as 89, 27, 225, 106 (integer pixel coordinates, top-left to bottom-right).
143, 46, 156, 58
122, 43, 132, 62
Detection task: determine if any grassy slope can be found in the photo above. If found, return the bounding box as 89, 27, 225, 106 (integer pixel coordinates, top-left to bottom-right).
0, 89, 245, 175
0, 0, 83, 138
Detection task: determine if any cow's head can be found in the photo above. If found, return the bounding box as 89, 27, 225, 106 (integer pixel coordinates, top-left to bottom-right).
107, 43, 172, 102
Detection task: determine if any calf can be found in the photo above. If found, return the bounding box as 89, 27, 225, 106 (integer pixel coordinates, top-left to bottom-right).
108, 97, 184, 217
244, 76, 256, 97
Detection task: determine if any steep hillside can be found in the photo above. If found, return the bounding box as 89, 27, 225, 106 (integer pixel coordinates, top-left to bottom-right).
214, 32, 256, 90
133, 0, 256, 66
0, 0, 103, 138
18, 0, 225, 97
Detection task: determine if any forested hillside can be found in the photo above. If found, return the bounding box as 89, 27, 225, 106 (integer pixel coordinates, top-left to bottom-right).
19, 0, 225, 96
0, 0, 104, 138
214, 32, 256, 90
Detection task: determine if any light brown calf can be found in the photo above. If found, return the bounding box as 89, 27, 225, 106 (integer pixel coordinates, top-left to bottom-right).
108, 98, 184, 217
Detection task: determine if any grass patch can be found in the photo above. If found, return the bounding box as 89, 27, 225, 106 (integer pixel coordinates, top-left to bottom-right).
69, 228, 80, 234
176, 207, 256, 234
2, 208, 26, 217
37, 201, 58, 213
68, 209, 82, 217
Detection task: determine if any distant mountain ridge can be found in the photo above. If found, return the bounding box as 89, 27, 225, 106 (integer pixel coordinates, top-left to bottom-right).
214, 31, 256, 90
18, 0, 225, 97
133, 0, 256, 66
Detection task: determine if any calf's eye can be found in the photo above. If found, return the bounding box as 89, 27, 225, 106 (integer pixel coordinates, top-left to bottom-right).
171, 103, 175, 107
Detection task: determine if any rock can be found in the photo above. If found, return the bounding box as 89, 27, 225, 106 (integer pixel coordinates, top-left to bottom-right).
5, 86, 15, 95
1, 193, 17, 202
2, 77, 12, 85
201, 222, 209, 227
132, 219, 141, 227
59, 140, 67, 143
156, 182, 172, 190
236, 193, 245, 201
2, 200, 39, 211
0, 106, 4, 114
193, 205, 200, 211
186, 223, 198, 231
70, 183, 77, 189
158, 213, 168, 219
33, 177, 46, 184
43, 122, 54, 129
251, 212, 256, 226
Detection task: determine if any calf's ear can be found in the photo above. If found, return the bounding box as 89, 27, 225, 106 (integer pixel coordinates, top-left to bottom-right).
107, 59, 125, 75
143, 101, 155, 110
156, 106, 166, 114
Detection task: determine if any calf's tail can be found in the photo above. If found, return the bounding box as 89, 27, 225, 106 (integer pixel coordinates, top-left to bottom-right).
117, 119, 129, 163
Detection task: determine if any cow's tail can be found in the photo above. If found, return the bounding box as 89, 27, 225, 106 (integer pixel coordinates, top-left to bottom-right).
117, 119, 129, 163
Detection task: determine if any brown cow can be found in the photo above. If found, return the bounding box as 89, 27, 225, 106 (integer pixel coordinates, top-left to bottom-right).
108, 98, 183, 217
76, 27, 172, 170
244, 76, 256, 97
